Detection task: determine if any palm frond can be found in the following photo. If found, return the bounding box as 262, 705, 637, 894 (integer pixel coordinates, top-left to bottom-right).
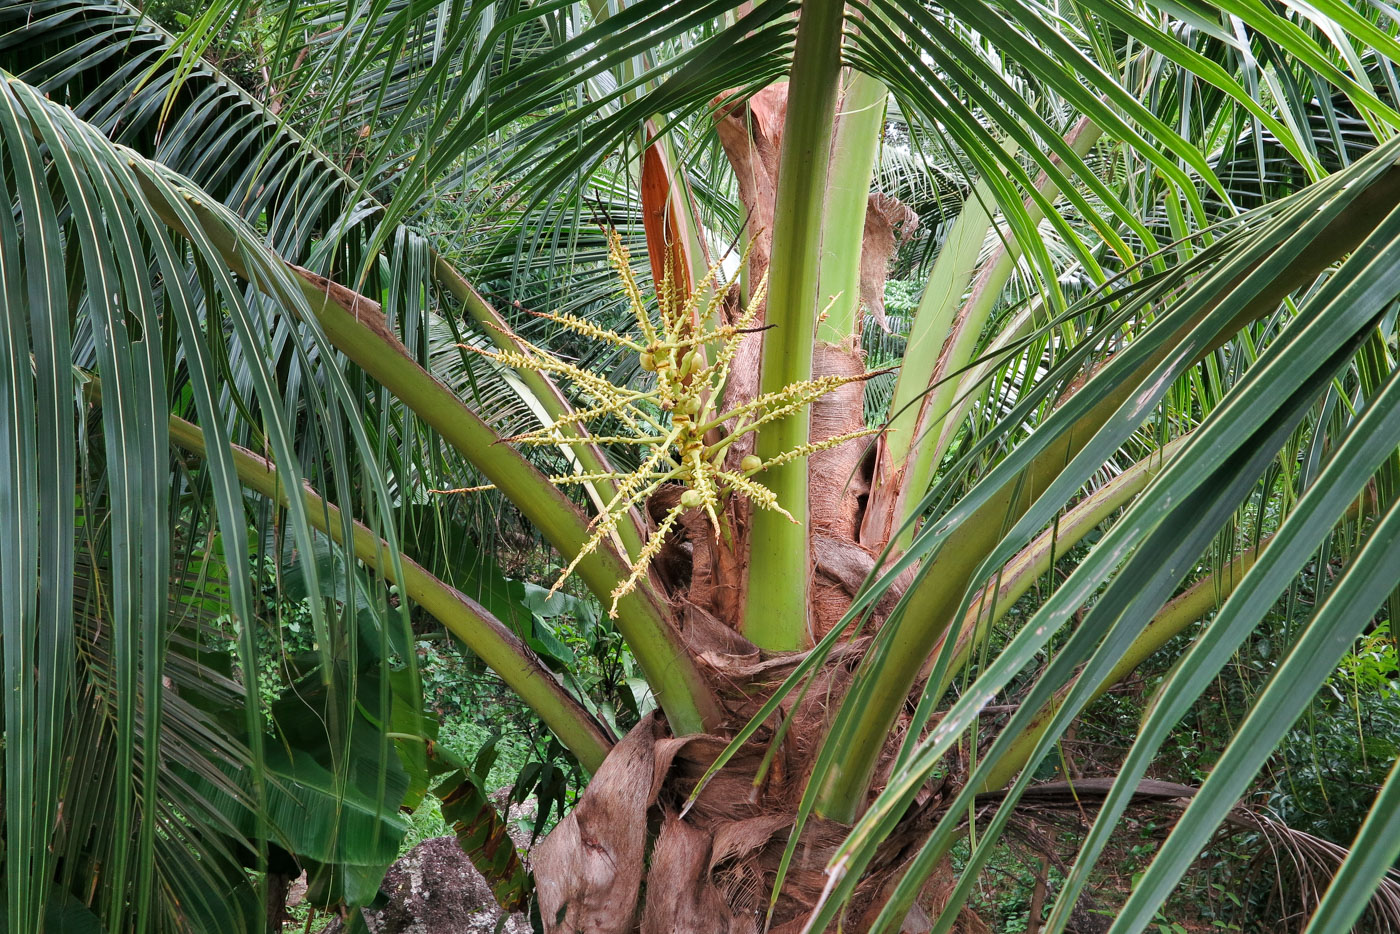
0, 69, 423, 930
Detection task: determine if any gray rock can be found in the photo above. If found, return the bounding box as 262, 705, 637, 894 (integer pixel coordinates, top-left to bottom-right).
323, 837, 531, 934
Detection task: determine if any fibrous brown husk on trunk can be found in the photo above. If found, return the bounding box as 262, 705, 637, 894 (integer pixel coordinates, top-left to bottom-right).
532, 598, 937, 931
860, 193, 920, 334
694, 82, 915, 637
534, 81, 934, 934
710, 83, 787, 440
531, 704, 978, 933
808, 343, 875, 642
533, 715, 679, 933
639, 817, 759, 934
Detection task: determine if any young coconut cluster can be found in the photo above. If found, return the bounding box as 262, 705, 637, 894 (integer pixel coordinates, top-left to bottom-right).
451, 230, 878, 616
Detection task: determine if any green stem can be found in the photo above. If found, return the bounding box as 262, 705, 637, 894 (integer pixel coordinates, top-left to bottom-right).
881, 118, 1102, 551
816, 70, 888, 344
977, 496, 1373, 793
742, 0, 848, 650
814, 161, 1400, 819
141, 179, 722, 735
980, 547, 1262, 793
928, 433, 1191, 700
165, 414, 615, 773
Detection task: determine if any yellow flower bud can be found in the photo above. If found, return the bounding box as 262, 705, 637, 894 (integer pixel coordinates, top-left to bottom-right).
680, 489, 703, 509
741, 454, 763, 473
639, 351, 656, 371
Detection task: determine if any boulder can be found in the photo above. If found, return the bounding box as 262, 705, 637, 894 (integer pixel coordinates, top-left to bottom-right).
321, 836, 531, 934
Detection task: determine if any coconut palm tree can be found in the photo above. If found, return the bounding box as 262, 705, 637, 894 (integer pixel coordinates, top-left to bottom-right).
5, 0, 1400, 931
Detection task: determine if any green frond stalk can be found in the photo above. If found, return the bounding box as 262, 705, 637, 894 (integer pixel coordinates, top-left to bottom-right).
816, 70, 889, 343
882, 117, 1103, 550
979, 537, 1269, 794
923, 434, 1191, 709
162, 412, 614, 773
815, 156, 1400, 820
744, 0, 850, 650
136, 175, 721, 735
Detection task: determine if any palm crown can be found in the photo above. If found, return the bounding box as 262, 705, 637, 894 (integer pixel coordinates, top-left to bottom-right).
4, 0, 1400, 931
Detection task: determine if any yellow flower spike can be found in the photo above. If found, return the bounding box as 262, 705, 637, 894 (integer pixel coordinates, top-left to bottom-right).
687, 449, 723, 536
590, 424, 685, 517
709, 368, 892, 439
757, 428, 880, 472
429, 483, 498, 494
441, 230, 877, 609
605, 231, 654, 343
608, 505, 684, 616
461, 341, 630, 407
527, 308, 644, 350
697, 266, 739, 326
718, 472, 798, 523
513, 398, 649, 436
550, 512, 624, 599
676, 250, 735, 327
547, 471, 664, 487
515, 434, 660, 447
